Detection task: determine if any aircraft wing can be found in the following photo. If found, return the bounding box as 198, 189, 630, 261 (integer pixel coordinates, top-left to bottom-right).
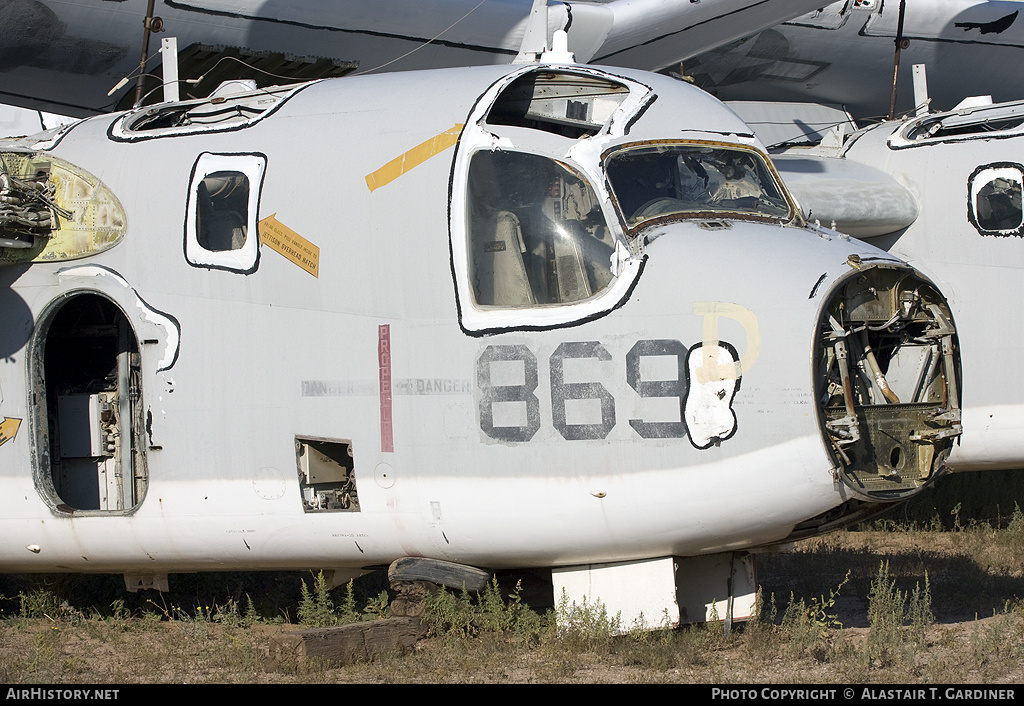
570, 0, 841, 69
1, 0, 845, 118
685, 0, 1024, 120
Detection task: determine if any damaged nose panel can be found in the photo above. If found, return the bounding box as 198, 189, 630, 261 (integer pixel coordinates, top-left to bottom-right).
0, 151, 127, 263
816, 264, 961, 499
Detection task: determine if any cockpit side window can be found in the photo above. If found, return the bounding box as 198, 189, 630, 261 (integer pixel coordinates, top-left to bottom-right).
467, 150, 615, 308
605, 144, 792, 230
969, 163, 1024, 236
185, 152, 265, 273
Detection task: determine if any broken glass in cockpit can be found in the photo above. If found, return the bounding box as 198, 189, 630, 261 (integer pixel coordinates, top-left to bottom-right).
604, 144, 793, 230
466, 150, 616, 308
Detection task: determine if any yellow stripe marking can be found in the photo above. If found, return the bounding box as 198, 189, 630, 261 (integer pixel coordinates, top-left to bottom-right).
365, 124, 464, 192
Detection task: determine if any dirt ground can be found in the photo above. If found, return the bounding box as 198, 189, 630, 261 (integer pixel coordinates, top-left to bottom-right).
1, 529, 1023, 684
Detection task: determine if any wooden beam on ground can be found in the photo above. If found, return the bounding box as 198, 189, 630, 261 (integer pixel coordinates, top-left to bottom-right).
268, 616, 425, 668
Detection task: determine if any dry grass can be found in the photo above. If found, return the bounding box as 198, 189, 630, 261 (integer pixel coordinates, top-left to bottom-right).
1, 525, 1023, 683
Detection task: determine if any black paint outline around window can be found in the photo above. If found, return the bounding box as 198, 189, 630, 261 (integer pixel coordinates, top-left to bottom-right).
184, 152, 267, 273
968, 162, 1024, 237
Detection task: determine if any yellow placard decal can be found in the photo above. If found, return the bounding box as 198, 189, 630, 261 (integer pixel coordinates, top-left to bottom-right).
693, 302, 760, 384
259, 214, 320, 278
365, 124, 464, 192
0, 417, 22, 448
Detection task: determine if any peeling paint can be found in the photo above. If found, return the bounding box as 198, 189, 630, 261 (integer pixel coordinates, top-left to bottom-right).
685, 342, 740, 449
55, 265, 181, 371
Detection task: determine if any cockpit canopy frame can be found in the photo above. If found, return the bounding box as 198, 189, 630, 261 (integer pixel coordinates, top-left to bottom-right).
450, 65, 653, 334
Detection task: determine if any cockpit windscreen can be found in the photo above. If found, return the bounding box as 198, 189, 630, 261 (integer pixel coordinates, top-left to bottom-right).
605, 144, 792, 229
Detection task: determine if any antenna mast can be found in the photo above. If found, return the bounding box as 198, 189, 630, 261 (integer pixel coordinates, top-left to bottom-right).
133, 0, 164, 106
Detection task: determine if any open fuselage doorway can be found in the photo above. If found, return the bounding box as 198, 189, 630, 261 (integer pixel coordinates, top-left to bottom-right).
35, 292, 146, 513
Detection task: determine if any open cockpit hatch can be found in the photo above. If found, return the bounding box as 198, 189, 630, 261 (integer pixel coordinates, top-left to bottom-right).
109, 83, 307, 142
31, 293, 147, 513
485, 70, 631, 138
892, 100, 1024, 148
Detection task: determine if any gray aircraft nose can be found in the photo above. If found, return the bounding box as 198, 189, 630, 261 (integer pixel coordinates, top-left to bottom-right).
634, 218, 962, 502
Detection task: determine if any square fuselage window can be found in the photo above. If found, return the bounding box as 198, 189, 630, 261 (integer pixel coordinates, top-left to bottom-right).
185, 153, 266, 272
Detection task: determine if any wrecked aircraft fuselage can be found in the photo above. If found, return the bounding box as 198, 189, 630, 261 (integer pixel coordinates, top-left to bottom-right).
0, 63, 961, 626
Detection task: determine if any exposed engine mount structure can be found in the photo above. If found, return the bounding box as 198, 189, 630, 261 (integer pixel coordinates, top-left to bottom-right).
817, 264, 960, 499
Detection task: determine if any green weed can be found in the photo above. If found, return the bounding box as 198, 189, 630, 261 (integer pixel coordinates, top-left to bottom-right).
18, 586, 81, 625
864, 560, 933, 668
550, 588, 621, 651
906, 572, 934, 644
298, 571, 346, 627
420, 579, 541, 645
